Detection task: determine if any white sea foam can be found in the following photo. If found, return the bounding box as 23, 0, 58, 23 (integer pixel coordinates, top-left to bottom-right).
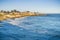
3, 17, 27, 25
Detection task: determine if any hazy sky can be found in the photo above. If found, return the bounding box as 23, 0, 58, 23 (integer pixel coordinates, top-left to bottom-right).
0, 0, 60, 13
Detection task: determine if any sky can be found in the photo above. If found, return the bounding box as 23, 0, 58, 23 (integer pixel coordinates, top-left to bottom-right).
0, 0, 60, 13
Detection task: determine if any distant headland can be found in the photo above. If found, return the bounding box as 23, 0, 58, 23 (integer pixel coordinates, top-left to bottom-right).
0, 10, 46, 21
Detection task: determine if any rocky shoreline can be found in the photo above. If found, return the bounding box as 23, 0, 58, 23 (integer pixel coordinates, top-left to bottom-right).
0, 10, 46, 20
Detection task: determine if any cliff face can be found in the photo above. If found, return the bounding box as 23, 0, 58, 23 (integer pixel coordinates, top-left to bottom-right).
0, 11, 45, 20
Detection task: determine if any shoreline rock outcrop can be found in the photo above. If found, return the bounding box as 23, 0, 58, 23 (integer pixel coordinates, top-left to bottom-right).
0, 10, 46, 20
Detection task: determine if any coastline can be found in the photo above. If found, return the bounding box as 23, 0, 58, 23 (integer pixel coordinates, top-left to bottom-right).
0, 10, 46, 21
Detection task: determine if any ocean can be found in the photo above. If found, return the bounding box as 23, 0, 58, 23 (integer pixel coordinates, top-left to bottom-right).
0, 14, 60, 40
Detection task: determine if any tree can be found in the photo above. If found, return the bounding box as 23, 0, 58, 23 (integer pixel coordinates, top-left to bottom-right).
13, 9, 17, 12
7, 11, 10, 14
1, 10, 4, 12
26, 11, 30, 13
4, 11, 6, 13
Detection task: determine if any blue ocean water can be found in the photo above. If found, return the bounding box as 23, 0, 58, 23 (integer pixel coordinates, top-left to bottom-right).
0, 14, 60, 40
